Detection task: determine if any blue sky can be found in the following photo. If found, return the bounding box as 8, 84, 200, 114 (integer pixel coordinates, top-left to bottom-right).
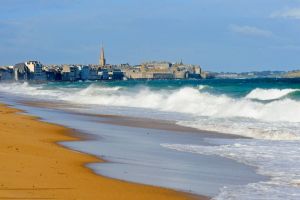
1, 0, 300, 72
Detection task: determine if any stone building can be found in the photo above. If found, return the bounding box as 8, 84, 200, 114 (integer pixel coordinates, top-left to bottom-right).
13, 63, 30, 81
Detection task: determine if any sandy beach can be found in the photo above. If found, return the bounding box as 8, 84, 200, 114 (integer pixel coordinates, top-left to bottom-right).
0, 103, 207, 200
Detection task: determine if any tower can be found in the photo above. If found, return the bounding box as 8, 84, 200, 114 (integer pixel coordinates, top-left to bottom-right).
99, 44, 106, 67
179, 59, 183, 65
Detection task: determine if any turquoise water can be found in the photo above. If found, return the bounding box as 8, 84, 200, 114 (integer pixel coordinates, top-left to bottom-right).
42, 78, 300, 99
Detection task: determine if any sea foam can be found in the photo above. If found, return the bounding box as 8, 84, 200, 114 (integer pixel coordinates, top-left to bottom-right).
161, 139, 300, 200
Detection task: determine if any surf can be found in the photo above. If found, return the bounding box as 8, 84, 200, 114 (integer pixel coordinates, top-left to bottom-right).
1, 83, 300, 123
246, 88, 300, 100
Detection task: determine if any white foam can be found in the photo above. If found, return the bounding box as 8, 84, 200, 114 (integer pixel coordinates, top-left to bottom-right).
177, 119, 300, 140
198, 85, 208, 90
246, 88, 299, 100
161, 139, 300, 200
61, 85, 300, 123
68, 86, 300, 123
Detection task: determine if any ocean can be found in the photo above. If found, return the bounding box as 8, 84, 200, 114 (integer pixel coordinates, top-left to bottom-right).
1, 78, 300, 199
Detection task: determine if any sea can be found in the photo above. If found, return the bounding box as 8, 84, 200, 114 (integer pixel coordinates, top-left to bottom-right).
1, 78, 300, 199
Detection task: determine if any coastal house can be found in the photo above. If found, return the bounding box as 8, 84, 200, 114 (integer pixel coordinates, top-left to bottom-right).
97, 68, 109, 80
25, 61, 46, 81
109, 69, 124, 80
61, 65, 78, 81
44, 67, 62, 81
0, 67, 13, 81
80, 66, 90, 81
88, 67, 102, 80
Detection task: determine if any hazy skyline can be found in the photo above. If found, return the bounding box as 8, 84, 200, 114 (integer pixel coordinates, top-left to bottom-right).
1, 0, 300, 72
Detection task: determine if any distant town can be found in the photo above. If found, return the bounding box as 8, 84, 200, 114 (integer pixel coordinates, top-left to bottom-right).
0, 46, 299, 82
0, 46, 205, 82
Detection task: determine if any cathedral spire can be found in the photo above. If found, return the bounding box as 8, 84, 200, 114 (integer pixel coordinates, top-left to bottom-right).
100, 43, 106, 67
180, 58, 183, 65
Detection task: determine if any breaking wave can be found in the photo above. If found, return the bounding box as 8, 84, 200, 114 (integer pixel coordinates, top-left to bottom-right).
246, 88, 300, 100
66, 85, 300, 123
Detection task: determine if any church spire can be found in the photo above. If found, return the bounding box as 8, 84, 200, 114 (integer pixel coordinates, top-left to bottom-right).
100, 43, 106, 67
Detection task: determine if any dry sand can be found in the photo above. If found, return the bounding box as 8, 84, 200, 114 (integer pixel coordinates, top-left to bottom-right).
0, 103, 208, 200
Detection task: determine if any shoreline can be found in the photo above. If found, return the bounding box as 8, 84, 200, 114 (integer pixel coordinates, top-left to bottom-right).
23, 100, 245, 139
0, 103, 208, 199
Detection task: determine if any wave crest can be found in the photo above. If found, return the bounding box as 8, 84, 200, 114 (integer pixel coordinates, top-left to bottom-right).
246, 88, 300, 100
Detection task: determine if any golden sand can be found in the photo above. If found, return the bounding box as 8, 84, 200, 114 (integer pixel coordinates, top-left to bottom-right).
0, 104, 208, 200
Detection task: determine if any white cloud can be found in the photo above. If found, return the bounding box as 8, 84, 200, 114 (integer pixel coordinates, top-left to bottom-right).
271, 8, 300, 20
229, 25, 273, 37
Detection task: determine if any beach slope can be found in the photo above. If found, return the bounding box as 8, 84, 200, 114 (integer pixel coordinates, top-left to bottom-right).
0, 103, 206, 200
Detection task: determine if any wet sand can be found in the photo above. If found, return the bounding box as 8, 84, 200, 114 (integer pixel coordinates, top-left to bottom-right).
23, 100, 243, 138
0, 103, 207, 199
